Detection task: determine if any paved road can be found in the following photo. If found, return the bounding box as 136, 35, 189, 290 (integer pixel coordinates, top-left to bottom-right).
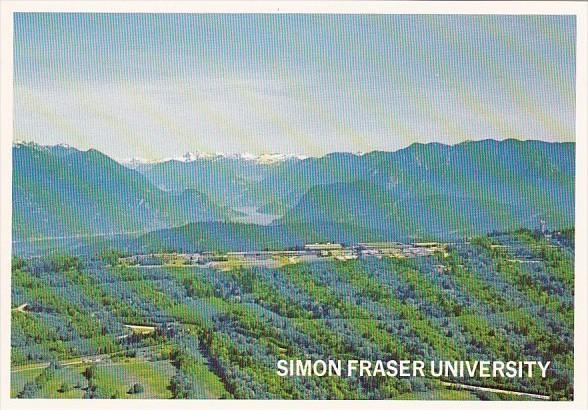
440, 381, 550, 400
10, 347, 145, 373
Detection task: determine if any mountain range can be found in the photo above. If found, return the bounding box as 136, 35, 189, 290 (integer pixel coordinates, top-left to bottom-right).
12, 139, 574, 252
13, 142, 232, 240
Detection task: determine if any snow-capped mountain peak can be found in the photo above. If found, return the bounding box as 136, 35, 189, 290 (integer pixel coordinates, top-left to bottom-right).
13, 140, 46, 150
179, 151, 217, 162
123, 151, 308, 165
13, 141, 81, 154
255, 153, 309, 164
14, 142, 310, 165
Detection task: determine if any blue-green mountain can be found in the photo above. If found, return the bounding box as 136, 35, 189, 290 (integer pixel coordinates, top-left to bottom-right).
13, 139, 574, 251
279, 140, 574, 239
13, 143, 231, 240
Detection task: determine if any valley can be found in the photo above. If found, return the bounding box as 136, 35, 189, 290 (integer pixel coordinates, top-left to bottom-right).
13, 139, 575, 248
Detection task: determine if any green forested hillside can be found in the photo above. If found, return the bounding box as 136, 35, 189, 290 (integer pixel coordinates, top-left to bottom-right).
11, 231, 574, 400
13, 143, 231, 240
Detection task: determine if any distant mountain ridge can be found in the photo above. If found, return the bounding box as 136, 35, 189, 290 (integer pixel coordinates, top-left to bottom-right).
123, 151, 309, 166
12, 139, 574, 249
278, 139, 574, 239
12, 142, 232, 240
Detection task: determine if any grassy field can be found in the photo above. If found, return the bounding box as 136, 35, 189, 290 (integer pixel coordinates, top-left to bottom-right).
180, 358, 228, 399
397, 388, 479, 400
91, 360, 176, 399
11, 359, 178, 399
11, 368, 43, 398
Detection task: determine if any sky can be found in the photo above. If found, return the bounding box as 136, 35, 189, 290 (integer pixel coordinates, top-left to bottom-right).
14, 13, 576, 159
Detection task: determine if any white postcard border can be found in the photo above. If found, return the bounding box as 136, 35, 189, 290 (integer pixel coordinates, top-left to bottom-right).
0, 2, 586, 409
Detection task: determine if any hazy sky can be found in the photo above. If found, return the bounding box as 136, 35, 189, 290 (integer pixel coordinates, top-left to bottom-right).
14, 13, 576, 159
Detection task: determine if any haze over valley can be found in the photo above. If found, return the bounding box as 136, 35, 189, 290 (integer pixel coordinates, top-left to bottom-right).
13, 138, 574, 254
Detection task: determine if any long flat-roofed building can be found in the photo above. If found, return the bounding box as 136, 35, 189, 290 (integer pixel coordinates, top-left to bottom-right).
304, 243, 343, 251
